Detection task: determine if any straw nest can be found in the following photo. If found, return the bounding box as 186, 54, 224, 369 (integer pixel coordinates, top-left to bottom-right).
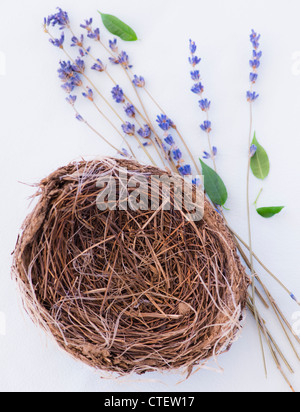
13, 158, 248, 376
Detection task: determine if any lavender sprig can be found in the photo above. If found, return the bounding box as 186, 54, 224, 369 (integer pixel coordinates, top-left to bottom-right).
156, 115, 191, 176
247, 30, 262, 102
189, 40, 217, 167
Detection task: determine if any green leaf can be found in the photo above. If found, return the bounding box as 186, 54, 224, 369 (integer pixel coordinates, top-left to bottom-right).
256, 206, 285, 218
99, 12, 138, 41
200, 160, 228, 206
250, 133, 270, 180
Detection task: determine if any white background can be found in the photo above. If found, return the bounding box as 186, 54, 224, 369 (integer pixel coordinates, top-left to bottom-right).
0, 0, 300, 393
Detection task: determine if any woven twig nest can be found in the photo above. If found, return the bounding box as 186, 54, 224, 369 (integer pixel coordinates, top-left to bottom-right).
13, 158, 248, 376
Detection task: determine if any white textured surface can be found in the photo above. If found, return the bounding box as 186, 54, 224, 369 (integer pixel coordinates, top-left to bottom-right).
0, 0, 299, 392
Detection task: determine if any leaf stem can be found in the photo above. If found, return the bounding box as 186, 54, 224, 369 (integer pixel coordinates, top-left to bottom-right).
254, 188, 263, 207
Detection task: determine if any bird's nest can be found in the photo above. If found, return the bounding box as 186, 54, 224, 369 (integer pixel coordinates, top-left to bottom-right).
13, 158, 248, 376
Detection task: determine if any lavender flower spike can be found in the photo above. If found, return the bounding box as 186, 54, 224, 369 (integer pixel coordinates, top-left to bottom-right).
118, 51, 132, 70
247, 30, 262, 102
80, 18, 93, 31
247, 91, 259, 102
199, 99, 211, 112
200, 121, 212, 133
156, 115, 173, 131
66, 95, 77, 106
133, 75, 146, 88
122, 122, 135, 136
137, 125, 151, 138
49, 33, 65, 48
124, 104, 136, 118
88, 28, 100, 41
178, 165, 192, 176
111, 86, 125, 103
109, 39, 118, 53
250, 144, 258, 157
164, 135, 175, 146
91, 59, 105, 72
82, 88, 94, 101
191, 83, 204, 95
173, 148, 183, 161
47, 8, 70, 29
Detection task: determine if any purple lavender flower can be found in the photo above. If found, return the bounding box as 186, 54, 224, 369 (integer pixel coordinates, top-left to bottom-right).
61, 82, 75, 94
199, 99, 211, 112
164, 135, 175, 146
191, 83, 204, 95
137, 125, 152, 138
66, 95, 77, 105
247, 91, 259, 102
109, 39, 118, 53
203, 146, 217, 159
73, 58, 85, 74
132, 75, 145, 88
156, 115, 174, 131
189, 40, 197, 55
111, 85, 125, 103
247, 30, 262, 101
47, 8, 70, 29
76, 113, 84, 122
121, 148, 130, 157
250, 30, 261, 50
58, 61, 82, 87
124, 104, 136, 118
49, 33, 65, 48
250, 73, 258, 83
173, 149, 183, 161
71, 35, 84, 48
189, 56, 201, 67
253, 50, 263, 60
191, 70, 200, 81
178, 165, 192, 176
71, 75, 83, 87
200, 121, 212, 133
250, 59, 261, 70
192, 178, 201, 186
91, 59, 105, 72
122, 122, 135, 136
80, 18, 93, 30
79, 47, 91, 57
250, 144, 258, 157
82, 88, 94, 101
109, 56, 120, 65
58, 61, 74, 82
88, 28, 100, 41
118, 51, 132, 70
203, 151, 211, 160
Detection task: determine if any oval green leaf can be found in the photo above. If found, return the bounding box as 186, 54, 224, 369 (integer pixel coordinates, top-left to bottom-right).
99, 12, 138, 41
256, 206, 285, 218
250, 133, 270, 180
200, 160, 228, 206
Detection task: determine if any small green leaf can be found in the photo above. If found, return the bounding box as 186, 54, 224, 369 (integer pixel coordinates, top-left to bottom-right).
250, 133, 270, 180
200, 160, 228, 206
99, 12, 138, 41
256, 206, 285, 218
